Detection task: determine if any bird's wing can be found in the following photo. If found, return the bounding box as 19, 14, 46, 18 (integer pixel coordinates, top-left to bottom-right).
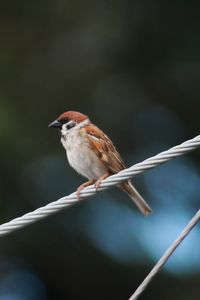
84, 124, 125, 173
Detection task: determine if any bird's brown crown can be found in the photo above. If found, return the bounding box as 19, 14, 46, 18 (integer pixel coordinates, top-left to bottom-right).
57, 111, 88, 123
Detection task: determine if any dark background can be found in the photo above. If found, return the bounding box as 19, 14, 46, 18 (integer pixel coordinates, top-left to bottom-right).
0, 1, 200, 299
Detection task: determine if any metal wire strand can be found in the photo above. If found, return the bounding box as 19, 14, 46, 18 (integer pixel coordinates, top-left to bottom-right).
129, 209, 200, 300
0, 134, 200, 237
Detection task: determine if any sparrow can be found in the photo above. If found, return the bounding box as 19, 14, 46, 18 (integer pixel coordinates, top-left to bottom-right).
49, 110, 152, 215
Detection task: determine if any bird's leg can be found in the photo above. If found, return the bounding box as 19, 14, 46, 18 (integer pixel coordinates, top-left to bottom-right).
76, 179, 97, 200
95, 173, 110, 191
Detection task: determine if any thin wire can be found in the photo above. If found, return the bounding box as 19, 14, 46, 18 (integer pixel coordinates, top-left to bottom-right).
0, 134, 200, 237
129, 209, 200, 300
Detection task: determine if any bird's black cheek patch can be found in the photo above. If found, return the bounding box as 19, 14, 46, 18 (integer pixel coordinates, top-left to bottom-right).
61, 134, 67, 142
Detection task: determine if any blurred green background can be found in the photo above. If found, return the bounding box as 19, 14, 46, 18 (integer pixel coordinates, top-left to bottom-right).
0, 0, 200, 299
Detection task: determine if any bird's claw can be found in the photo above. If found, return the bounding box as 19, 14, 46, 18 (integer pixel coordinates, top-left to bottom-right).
94, 173, 110, 192
76, 179, 97, 200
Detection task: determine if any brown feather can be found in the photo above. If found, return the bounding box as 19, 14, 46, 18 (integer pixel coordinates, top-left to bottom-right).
84, 124, 152, 215
85, 124, 125, 173
57, 111, 88, 123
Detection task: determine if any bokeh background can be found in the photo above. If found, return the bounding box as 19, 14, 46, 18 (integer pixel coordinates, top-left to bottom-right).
0, 1, 200, 299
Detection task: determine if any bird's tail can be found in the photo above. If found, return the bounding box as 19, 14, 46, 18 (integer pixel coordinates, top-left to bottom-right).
120, 180, 152, 216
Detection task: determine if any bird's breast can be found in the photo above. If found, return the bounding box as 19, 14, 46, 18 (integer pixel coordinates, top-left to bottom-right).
61, 130, 106, 180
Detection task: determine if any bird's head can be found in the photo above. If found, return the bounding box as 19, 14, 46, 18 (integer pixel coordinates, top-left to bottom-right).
48, 111, 90, 134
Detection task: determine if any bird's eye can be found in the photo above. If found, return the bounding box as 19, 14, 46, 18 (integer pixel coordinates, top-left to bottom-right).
66, 121, 76, 130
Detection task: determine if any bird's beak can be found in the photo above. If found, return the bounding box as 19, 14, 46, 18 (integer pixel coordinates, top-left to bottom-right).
48, 120, 62, 129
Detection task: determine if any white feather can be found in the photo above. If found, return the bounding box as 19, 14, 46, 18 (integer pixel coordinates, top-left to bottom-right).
61, 120, 106, 180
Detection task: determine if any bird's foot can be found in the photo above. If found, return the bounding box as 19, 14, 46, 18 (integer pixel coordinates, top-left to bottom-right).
76, 179, 97, 200
94, 173, 110, 191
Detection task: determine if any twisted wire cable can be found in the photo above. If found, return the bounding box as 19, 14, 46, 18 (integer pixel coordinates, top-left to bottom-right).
129, 209, 200, 300
0, 134, 200, 237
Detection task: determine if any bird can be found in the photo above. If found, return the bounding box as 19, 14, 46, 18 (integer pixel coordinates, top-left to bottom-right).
49, 110, 152, 215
